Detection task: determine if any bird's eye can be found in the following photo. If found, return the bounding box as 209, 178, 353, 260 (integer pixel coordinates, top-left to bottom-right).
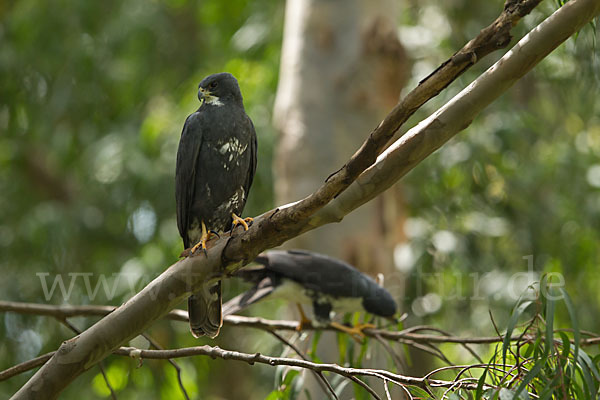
209, 81, 218, 89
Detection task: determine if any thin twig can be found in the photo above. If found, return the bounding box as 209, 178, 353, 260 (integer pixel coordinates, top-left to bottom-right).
112, 345, 484, 390
96, 363, 118, 400
0, 342, 549, 397
0, 301, 556, 345
400, 326, 483, 363
373, 333, 404, 372
404, 339, 453, 365
0, 351, 55, 381
346, 376, 384, 400
383, 379, 392, 400
5, 300, 599, 351
141, 333, 190, 400
269, 330, 339, 400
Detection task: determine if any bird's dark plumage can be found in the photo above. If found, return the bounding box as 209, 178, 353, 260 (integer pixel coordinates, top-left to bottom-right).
223, 249, 397, 325
176, 72, 257, 338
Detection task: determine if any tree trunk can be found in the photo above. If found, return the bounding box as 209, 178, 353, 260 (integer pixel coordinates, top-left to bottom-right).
273, 0, 407, 273
273, 0, 408, 397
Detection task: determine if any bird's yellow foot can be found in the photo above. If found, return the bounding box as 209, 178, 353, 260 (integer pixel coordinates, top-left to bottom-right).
187, 222, 219, 257
330, 322, 376, 342
296, 304, 312, 331
231, 213, 253, 232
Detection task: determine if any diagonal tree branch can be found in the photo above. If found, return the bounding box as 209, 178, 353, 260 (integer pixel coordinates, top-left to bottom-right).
271, 0, 542, 223
57, 319, 118, 400
11, 0, 600, 398
295, 0, 600, 232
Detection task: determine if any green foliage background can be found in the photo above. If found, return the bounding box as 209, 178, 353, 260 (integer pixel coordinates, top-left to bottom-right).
1, 0, 599, 398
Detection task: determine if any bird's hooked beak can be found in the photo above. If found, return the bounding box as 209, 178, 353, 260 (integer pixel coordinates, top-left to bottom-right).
198, 87, 208, 102
198, 87, 222, 106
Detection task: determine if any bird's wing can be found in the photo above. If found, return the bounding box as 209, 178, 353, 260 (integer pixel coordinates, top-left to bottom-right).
261, 250, 372, 298
243, 115, 257, 197
265, 250, 397, 317
175, 113, 203, 248
222, 277, 275, 316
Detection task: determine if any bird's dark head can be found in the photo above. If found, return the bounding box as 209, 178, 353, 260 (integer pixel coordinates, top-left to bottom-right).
362, 286, 397, 319
198, 72, 243, 107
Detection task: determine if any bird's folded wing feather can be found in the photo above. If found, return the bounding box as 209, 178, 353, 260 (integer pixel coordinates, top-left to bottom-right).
243, 115, 258, 197
175, 113, 203, 247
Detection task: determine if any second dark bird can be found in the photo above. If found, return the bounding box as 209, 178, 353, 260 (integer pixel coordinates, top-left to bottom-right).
176, 72, 257, 338
223, 249, 397, 338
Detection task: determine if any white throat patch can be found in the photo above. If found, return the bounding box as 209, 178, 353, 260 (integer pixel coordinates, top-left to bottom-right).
204, 94, 223, 107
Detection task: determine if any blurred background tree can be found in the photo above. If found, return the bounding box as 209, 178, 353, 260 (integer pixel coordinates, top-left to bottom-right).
1, 0, 599, 399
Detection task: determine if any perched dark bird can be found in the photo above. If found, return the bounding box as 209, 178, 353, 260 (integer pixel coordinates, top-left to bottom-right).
223, 249, 397, 338
176, 72, 257, 338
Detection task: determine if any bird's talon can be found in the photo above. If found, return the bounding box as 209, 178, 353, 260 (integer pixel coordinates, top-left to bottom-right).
188, 221, 216, 257
330, 322, 375, 342
296, 304, 312, 331
231, 213, 252, 232
190, 241, 208, 256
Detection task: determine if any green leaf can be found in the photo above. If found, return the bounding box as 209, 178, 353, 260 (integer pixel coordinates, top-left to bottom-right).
333, 377, 350, 398
476, 367, 488, 400
578, 349, 600, 380
544, 279, 556, 357
402, 342, 412, 367
407, 386, 433, 399
538, 376, 560, 400
311, 330, 322, 358
274, 365, 285, 387
285, 370, 303, 400
265, 390, 283, 400
558, 287, 580, 366
353, 378, 369, 400
569, 374, 586, 400
336, 331, 347, 365
503, 300, 533, 366
531, 331, 543, 360
283, 369, 300, 386
558, 331, 571, 367
522, 342, 535, 358
513, 357, 546, 398
356, 337, 369, 368
576, 349, 600, 395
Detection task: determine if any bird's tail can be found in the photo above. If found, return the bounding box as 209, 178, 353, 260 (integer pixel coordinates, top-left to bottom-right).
188, 280, 222, 339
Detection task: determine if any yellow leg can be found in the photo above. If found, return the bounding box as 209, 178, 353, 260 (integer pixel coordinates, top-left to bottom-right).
330, 321, 376, 342
296, 304, 312, 331
231, 213, 253, 231
189, 221, 214, 256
